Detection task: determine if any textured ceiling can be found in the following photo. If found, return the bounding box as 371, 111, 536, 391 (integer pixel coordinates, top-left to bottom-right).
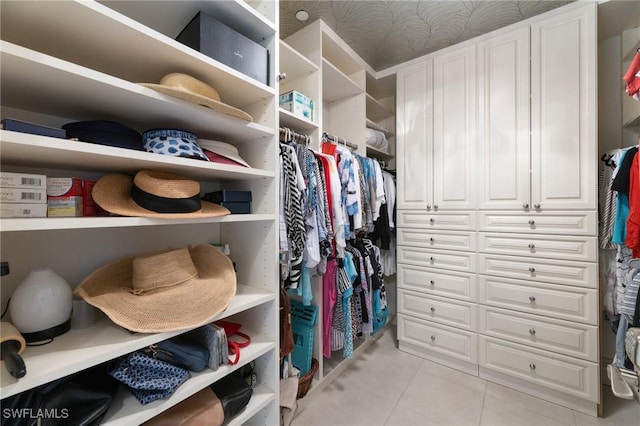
280, 1, 574, 72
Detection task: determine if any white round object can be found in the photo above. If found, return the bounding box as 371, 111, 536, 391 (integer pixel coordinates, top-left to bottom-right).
10, 268, 72, 334
295, 10, 309, 21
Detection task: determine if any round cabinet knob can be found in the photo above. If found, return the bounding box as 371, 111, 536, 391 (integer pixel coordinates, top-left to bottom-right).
430, 218, 435, 224
277, 72, 287, 81
429, 237, 435, 243
529, 329, 536, 335
427, 204, 432, 210
430, 335, 436, 341
533, 203, 541, 209
430, 307, 436, 313
430, 257, 435, 262
429, 280, 435, 285
529, 296, 536, 302
523, 203, 530, 209
433, 205, 439, 210
529, 363, 536, 371
528, 220, 535, 226
528, 243, 535, 249
528, 267, 536, 273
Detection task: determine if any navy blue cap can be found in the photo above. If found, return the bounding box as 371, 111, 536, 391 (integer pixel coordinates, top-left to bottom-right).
62, 120, 143, 151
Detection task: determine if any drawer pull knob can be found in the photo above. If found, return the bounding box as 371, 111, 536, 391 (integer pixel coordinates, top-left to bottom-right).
528, 220, 535, 226
433, 205, 439, 210
529, 363, 536, 370
528, 267, 535, 273
430, 257, 435, 262
429, 237, 435, 243
529, 329, 536, 335
522, 203, 529, 209
277, 73, 287, 81
529, 296, 536, 302
533, 203, 541, 209
430, 218, 435, 224
427, 204, 432, 210
430, 335, 436, 341
430, 280, 435, 285
528, 243, 535, 249
430, 307, 436, 312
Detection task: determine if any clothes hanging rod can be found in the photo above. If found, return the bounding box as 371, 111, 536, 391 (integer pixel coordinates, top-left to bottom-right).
280, 127, 310, 145
322, 132, 358, 150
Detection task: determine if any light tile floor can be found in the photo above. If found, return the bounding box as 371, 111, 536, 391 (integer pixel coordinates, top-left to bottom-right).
292, 327, 640, 426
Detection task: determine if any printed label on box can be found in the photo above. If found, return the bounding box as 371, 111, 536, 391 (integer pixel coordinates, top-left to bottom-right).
47, 178, 83, 198
0, 188, 47, 203
1, 203, 47, 218
0, 172, 47, 189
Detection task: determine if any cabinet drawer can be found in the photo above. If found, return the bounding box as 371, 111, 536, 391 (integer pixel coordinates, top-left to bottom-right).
398, 264, 476, 301
399, 289, 477, 331
478, 254, 596, 288
399, 246, 476, 272
478, 306, 598, 361
478, 233, 597, 262
479, 336, 598, 402
478, 276, 597, 324
397, 211, 476, 230
399, 314, 478, 364
478, 211, 596, 235
398, 228, 476, 251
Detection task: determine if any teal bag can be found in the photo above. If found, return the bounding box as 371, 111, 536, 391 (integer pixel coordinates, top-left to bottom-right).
146, 337, 210, 372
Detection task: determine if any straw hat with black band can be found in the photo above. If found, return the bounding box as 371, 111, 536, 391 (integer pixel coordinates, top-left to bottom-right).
74, 244, 236, 333
92, 170, 230, 219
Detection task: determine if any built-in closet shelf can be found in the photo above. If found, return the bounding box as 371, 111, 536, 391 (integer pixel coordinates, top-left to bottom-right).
279, 109, 318, 131
0, 1, 275, 104
322, 58, 363, 103
366, 119, 393, 137
279, 40, 318, 83
366, 93, 394, 122
0, 43, 274, 142
366, 144, 393, 160
104, 357, 275, 425
106, 383, 274, 426
623, 112, 640, 129
1, 131, 274, 182
100, 0, 277, 42
0, 284, 275, 399
0, 214, 276, 233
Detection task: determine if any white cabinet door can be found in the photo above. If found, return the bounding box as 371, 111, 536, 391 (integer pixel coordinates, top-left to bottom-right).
397, 59, 432, 210
477, 27, 530, 210
433, 43, 476, 210
530, 4, 597, 210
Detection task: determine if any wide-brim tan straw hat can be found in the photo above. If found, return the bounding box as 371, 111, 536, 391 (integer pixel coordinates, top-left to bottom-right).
92, 170, 230, 219
75, 244, 237, 333
140, 73, 253, 122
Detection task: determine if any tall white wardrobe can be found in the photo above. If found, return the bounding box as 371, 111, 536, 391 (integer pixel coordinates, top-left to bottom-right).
396, 1, 602, 416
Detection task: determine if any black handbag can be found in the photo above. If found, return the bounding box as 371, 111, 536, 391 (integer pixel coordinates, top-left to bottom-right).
209, 369, 253, 421
0, 364, 118, 426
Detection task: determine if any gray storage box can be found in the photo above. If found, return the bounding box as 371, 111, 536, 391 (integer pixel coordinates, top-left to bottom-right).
176, 11, 269, 85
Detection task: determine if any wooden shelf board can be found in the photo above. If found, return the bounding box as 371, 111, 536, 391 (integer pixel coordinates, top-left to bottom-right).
0, 285, 275, 399
366, 119, 393, 136
366, 144, 394, 160
279, 108, 318, 131
279, 40, 318, 82
0, 1, 275, 107
322, 59, 363, 103
366, 93, 394, 122
1, 130, 275, 185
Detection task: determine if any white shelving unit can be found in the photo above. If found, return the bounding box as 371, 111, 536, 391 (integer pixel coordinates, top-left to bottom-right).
365, 73, 396, 164
282, 18, 397, 403
0, 1, 280, 425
